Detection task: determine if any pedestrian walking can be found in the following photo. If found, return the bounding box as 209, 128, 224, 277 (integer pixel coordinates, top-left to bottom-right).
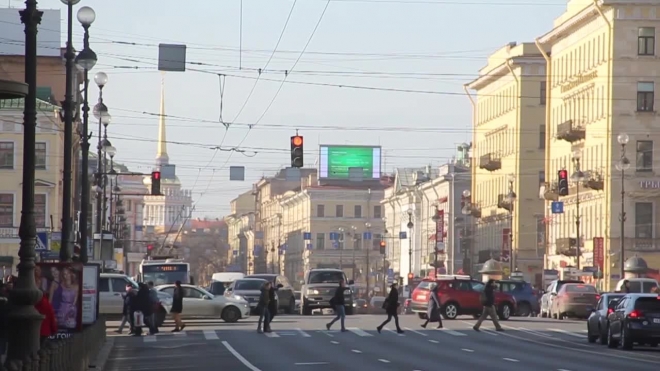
326, 279, 347, 332
116, 284, 134, 334
147, 281, 160, 335
170, 281, 186, 332
129, 283, 151, 337
268, 282, 278, 323
377, 283, 404, 334
421, 284, 443, 329
473, 279, 504, 332
257, 281, 272, 333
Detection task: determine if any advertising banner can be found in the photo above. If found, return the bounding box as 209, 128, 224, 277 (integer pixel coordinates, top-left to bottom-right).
36, 262, 83, 332
82, 264, 100, 325
593, 237, 604, 270
436, 210, 445, 244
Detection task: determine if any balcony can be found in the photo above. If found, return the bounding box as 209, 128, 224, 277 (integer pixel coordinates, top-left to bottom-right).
543, 182, 559, 201
555, 237, 578, 256
497, 194, 513, 212
556, 119, 585, 143
583, 171, 604, 191
479, 153, 501, 172
627, 238, 660, 252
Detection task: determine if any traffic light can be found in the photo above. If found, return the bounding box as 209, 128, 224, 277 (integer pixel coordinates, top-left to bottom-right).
557, 169, 569, 196
290, 135, 303, 168
151, 171, 161, 195
379, 240, 386, 255
146, 244, 154, 256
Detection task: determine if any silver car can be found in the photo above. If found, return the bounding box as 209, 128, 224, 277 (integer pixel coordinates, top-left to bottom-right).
300, 269, 354, 315
225, 278, 278, 313
156, 284, 250, 323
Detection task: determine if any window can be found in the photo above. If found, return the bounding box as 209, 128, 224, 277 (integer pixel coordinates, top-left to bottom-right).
636, 140, 653, 172
637, 82, 654, 111
35, 194, 46, 228
0, 194, 13, 227
470, 281, 485, 292
183, 288, 205, 299
316, 232, 325, 250
634, 202, 653, 238
98, 278, 110, 292
354, 205, 362, 218
374, 205, 382, 219
336, 205, 343, 217
539, 124, 546, 149
317, 204, 325, 217
638, 27, 655, 56
372, 233, 382, 250
0, 142, 14, 169
540, 81, 546, 105
538, 170, 545, 186
353, 234, 361, 249
35, 142, 46, 169
110, 278, 129, 293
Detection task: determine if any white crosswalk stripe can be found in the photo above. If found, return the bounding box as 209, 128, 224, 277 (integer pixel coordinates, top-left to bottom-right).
203, 330, 219, 340
436, 328, 467, 336
348, 327, 373, 337
264, 331, 280, 338
549, 328, 585, 338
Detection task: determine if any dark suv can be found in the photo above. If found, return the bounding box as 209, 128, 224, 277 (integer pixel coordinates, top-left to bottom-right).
245, 274, 296, 314
300, 269, 355, 315
496, 280, 540, 316
411, 276, 516, 320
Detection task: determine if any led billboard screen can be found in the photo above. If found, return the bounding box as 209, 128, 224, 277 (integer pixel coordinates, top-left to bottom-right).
319, 145, 381, 179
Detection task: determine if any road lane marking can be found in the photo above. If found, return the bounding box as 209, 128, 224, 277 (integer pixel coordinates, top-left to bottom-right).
549, 328, 584, 338
384, 327, 405, 336
295, 362, 329, 365
436, 328, 466, 336
503, 358, 519, 362
222, 341, 261, 371
404, 327, 427, 336
428, 340, 439, 343
330, 341, 339, 344
143, 335, 157, 342
557, 369, 572, 371
203, 330, 219, 340
479, 328, 499, 336
264, 331, 280, 338
173, 331, 187, 336
318, 331, 334, 337
348, 327, 372, 337
378, 359, 390, 363
296, 328, 311, 337
461, 349, 474, 352
351, 349, 362, 353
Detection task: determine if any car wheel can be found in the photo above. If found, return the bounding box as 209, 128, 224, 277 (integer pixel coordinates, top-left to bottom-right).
558, 312, 565, 320
442, 302, 459, 320
286, 298, 295, 314
598, 324, 608, 345
620, 328, 633, 350
607, 326, 618, 348
498, 303, 512, 321
587, 324, 598, 343
221, 306, 241, 323
517, 302, 531, 317
155, 308, 167, 327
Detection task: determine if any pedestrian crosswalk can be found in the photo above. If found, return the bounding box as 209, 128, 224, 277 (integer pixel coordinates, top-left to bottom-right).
116, 326, 590, 343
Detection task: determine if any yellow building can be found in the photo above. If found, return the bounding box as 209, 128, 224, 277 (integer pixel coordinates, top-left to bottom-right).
0, 98, 63, 272
537, 0, 660, 288
279, 173, 386, 291
465, 42, 547, 283
224, 190, 255, 273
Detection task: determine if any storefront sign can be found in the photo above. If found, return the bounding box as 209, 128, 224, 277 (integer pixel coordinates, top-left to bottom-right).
82, 264, 99, 325
639, 180, 660, 189
593, 237, 604, 270
561, 71, 598, 93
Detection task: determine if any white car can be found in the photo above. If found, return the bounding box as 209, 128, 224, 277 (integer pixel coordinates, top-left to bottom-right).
156, 284, 250, 323
99, 273, 173, 326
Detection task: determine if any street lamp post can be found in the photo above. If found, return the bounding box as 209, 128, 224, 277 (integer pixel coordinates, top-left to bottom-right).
74, 6, 98, 263
406, 208, 414, 283
5, 1, 44, 367
365, 222, 371, 296
461, 190, 471, 275
506, 174, 517, 274
431, 205, 440, 276
350, 225, 357, 281
59, 0, 81, 263
338, 227, 345, 270
616, 133, 630, 279
93, 72, 110, 242
571, 150, 585, 270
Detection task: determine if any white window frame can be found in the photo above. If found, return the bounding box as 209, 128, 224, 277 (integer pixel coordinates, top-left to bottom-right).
35, 141, 48, 170
0, 140, 16, 170
0, 191, 17, 227
634, 201, 655, 239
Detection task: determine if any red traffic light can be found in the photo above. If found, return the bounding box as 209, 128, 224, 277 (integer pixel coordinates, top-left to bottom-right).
380, 241, 386, 247
558, 170, 567, 178
407, 273, 414, 280
147, 244, 154, 250
291, 136, 303, 146
152, 171, 161, 180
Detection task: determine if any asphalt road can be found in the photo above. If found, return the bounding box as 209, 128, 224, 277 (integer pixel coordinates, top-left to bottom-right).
103, 314, 660, 371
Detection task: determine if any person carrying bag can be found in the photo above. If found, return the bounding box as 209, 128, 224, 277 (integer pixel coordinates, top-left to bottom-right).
421, 285, 443, 329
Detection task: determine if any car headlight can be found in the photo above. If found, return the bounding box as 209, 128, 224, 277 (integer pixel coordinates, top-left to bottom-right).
307, 289, 319, 295
352, 303, 357, 307
233, 295, 245, 301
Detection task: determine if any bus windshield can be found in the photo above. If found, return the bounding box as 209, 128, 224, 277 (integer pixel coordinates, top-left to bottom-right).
142, 264, 189, 285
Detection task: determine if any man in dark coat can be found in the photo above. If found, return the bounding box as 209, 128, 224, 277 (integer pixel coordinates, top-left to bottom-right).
129, 283, 152, 337
473, 279, 503, 332
377, 283, 404, 334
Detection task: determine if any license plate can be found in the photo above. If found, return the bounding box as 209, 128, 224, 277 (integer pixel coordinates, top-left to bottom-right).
418, 295, 426, 300
654, 318, 660, 324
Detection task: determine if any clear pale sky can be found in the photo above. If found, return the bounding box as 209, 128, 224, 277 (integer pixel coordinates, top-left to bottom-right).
17, 0, 568, 217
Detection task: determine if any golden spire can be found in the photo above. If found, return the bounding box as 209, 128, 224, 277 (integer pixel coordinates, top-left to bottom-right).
156, 72, 169, 165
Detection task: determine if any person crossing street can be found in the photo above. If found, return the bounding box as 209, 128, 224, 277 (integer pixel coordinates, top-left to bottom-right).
326, 279, 347, 332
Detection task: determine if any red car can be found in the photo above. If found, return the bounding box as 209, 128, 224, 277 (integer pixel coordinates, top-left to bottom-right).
411, 276, 516, 320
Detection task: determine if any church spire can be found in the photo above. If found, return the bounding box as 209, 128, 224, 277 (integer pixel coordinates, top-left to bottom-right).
155, 72, 169, 166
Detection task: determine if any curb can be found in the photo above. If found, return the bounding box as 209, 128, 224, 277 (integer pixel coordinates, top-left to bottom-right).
89, 337, 114, 370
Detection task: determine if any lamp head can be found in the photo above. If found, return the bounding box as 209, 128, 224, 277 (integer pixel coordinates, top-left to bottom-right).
94, 72, 108, 87
77, 6, 96, 26
617, 133, 629, 145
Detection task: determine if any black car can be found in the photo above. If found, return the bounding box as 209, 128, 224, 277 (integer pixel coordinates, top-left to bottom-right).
607, 293, 660, 350
586, 293, 624, 344
245, 274, 296, 314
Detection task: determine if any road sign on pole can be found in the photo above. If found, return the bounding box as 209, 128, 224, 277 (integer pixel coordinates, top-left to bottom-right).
36, 232, 48, 251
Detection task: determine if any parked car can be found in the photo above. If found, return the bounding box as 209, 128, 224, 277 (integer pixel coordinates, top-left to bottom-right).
225, 278, 279, 314
354, 299, 369, 314
411, 276, 516, 320
607, 293, 660, 349
99, 273, 172, 326
156, 284, 250, 323
496, 280, 540, 316
586, 293, 625, 344
613, 278, 659, 293
550, 283, 599, 320
540, 279, 584, 318
245, 274, 296, 314
294, 291, 301, 312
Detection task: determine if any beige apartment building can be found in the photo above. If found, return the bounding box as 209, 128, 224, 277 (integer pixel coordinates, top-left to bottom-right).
225, 190, 255, 273
0, 98, 64, 272
537, 0, 660, 289
465, 42, 547, 283
279, 173, 386, 290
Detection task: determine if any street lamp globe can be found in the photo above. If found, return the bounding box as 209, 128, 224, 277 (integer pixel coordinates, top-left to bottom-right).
506, 190, 517, 203
94, 72, 108, 88
508, 173, 516, 183
93, 102, 108, 119
60, 0, 81, 5
572, 170, 585, 182
107, 167, 118, 181
616, 157, 631, 171
365, 222, 371, 228
101, 113, 112, 125
113, 184, 121, 193
77, 6, 96, 26
462, 190, 471, 198
75, 47, 98, 71
407, 208, 413, 216
104, 145, 116, 158
617, 133, 629, 145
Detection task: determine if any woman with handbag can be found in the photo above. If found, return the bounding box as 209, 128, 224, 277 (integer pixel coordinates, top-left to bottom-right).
421, 285, 443, 329
376, 283, 404, 334
129, 283, 151, 337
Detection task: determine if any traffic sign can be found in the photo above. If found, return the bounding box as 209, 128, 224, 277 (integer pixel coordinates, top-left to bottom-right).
306, 243, 313, 250
303, 232, 312, 240
399, 231, 407, 239
332, 241, 339, 249
330, 232, 339, 241
36, 232, 48, 251
551, 201, 564, 214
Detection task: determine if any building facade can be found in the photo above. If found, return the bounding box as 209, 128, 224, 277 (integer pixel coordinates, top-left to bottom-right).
225, 190, 255, 273
0, 98, 63, 272
466, 42, 547, 284
279, 175, 386, 291
537, 0, 660, 289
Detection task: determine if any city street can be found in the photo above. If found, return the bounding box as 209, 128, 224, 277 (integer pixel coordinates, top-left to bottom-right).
104, 314, 660, 370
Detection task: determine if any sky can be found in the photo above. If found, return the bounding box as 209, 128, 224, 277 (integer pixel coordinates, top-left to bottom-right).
8, 0, 571, 218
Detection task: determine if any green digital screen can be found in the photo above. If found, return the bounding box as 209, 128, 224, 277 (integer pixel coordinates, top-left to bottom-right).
319, 146, 381, 179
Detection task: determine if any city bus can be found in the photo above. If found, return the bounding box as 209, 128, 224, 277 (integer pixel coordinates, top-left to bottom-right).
138, 258, 192, 285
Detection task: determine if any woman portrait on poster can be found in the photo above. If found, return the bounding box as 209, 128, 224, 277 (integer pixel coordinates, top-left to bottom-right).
48, 266, 63, 313
57, 266, 79, 329
34, 265, 49, 293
